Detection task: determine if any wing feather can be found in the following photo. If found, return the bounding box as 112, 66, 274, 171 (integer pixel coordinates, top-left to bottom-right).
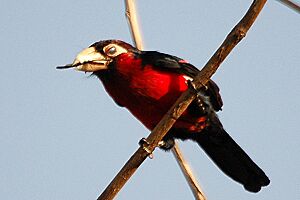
140, 51, 223, 111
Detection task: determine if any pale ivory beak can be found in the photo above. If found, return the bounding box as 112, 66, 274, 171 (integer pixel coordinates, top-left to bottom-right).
71, 47, 110, 72
56, 47, 111, 72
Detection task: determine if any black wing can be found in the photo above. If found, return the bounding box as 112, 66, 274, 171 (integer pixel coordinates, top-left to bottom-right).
140, 51, 223, 111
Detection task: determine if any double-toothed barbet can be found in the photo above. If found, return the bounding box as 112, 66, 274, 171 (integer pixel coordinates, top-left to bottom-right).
58, 40, 270, 192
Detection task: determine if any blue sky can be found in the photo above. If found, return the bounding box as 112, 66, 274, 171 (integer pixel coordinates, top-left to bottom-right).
1, 1, 299, 200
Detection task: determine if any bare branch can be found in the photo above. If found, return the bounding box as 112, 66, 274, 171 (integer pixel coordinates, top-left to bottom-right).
125, 0, 144, 50
124, 0, 205, 199
172, 142, 206, 200
97, 1, 267, 199
277, 0, 300, 13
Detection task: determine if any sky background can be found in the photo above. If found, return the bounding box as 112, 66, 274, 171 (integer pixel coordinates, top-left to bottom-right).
1, 1, 299, 200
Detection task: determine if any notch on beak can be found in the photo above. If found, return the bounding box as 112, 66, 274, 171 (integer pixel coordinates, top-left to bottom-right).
57, 47, 110, 72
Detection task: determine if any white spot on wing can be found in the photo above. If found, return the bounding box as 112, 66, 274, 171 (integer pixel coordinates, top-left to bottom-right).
183, 75, 193, 82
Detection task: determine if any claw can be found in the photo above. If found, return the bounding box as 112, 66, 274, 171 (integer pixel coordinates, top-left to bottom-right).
158, 138, 175, 151
139, 138, 154, 159
158, 140, 166, 147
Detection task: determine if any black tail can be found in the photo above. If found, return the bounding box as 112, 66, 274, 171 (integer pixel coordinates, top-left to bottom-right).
195, 123, 270, 192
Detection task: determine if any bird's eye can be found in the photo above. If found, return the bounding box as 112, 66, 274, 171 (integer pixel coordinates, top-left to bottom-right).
103, 44, 128, 57
107, 46, 117, 55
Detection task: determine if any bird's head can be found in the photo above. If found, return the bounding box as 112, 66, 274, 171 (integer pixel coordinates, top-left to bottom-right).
57, 40, 139, 72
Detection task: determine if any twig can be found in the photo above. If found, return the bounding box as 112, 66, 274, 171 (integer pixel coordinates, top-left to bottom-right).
125, 0, 144, 50
124, 0, 205, 199
172, 142, 206, 200
97, 1, 267, 199
277, 0, 300, 13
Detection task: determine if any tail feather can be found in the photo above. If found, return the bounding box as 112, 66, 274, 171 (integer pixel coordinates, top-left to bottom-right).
195, 126, 270, 192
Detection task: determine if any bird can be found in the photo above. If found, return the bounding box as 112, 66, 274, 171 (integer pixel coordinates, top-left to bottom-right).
58, 39, 270, 192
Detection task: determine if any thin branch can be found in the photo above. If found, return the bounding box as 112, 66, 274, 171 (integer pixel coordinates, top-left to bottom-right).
97, 1, 267, 199
125, 0, 144, 50
124, 0, 205, 199
172, 142, 206, 200
277, 0, 300, 13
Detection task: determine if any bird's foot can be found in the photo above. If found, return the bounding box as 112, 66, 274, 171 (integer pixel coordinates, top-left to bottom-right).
158, 138, 175, 151
138, 138, 154, 159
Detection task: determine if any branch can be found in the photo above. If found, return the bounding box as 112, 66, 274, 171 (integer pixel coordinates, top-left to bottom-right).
124, 0, 205, 199
172, 142, 206, 200
97, 1, 267, 199
277, 0, 300, 13
125, 0, 144, 50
